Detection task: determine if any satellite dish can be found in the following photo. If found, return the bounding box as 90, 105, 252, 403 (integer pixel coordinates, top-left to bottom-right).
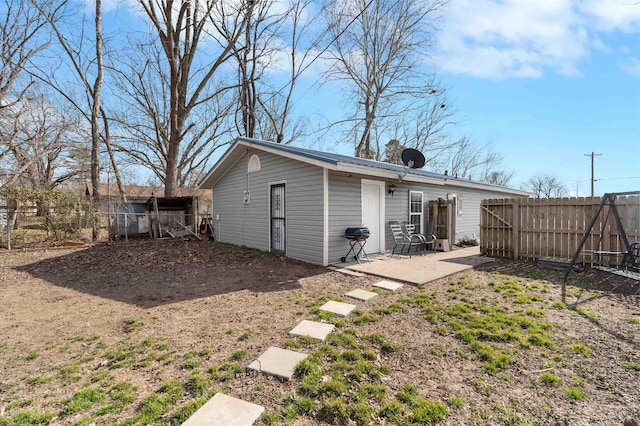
401, 148, 425, 169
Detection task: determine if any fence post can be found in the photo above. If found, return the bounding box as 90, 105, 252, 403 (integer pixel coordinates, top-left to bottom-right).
512, 199, 519, 260
6, 210, 10, 251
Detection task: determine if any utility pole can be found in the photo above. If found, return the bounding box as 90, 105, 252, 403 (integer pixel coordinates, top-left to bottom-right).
584, 152, 602, 197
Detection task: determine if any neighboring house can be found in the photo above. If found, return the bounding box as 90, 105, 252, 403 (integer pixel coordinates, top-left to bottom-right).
198, 137, 531, 266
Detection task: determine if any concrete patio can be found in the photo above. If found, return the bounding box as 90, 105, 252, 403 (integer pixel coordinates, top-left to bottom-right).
344, 246, 495, 285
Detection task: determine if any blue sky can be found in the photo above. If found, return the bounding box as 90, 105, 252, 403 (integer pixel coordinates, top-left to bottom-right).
96, 0, 639, 195
275, 0, 640, 195
430, 0, 640, 195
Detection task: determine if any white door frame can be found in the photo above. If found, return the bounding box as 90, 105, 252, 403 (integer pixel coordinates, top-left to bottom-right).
361, 179, 385, 254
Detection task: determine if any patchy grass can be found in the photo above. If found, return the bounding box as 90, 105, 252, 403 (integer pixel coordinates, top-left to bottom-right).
122, 318, 145, 333
2, 247, 638, 425
0, 410, 55, 426
63, 387, 107, 416
539, 371, 562, 385
566, 387, 587, 400
571, 343, 591, 357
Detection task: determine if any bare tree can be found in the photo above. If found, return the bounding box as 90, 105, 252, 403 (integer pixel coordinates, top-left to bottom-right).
0, 95, 87, 213
112, 41, 236, 188
382, 139, 405, 164
233, 0, 284, 139
380, 86, 458, 165
232, 0, 324, 143
484, 170, 514, 187
130, 0, 251, 196
525, 174, 567, 198
324, 0, 448, 158
0, 0, 54, 109
29, 0, 126, 207
444, 136, 501, 179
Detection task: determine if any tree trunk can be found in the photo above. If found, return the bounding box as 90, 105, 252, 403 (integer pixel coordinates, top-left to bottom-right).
91, 0, 104, 239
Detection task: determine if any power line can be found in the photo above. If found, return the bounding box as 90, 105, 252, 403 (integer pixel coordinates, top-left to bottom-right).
595, 176, 640, 181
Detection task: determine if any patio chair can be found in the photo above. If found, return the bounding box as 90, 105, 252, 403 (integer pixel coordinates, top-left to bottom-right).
405, 223, 437, 254
389, 220, 420, 257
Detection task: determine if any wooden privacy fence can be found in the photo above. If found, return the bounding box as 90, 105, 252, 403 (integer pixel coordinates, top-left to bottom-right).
480, 196, 640, 263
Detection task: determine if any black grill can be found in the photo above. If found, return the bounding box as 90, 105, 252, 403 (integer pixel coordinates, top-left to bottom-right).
344, 227, 370, 239
341, 227, 370, 264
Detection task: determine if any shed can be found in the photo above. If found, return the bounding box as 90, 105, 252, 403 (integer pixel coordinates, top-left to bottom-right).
86, 184, 210, 238
198, 137, 531, 266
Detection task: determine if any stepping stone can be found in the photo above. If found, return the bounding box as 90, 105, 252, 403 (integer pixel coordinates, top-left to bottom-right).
345, 289, 378, 301
373, 280, 404, 291
290, 320, 335, 341
181, 392, 264, 426
319, 300, 357, 317
248, 347, 308, 380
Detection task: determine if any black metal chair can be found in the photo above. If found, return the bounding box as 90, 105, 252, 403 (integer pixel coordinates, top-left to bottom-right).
405, 223, 436, 254
404, 223, 426, 255
389, 221, 420, 257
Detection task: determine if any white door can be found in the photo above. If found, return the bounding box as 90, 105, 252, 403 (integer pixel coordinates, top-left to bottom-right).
361, 180, 384, 254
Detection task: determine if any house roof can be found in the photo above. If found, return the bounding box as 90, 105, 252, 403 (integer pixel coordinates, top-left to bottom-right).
198, 137, 532, 196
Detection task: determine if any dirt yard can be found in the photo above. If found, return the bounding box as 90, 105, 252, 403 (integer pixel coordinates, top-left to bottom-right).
0, 239, 639, 425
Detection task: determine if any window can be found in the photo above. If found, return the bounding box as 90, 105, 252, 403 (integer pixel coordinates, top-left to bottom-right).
409, 191, 424, 233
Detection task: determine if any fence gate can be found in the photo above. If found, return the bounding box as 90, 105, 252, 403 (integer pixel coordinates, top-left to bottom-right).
480, 200, 515, 258
428, 199, 456, 247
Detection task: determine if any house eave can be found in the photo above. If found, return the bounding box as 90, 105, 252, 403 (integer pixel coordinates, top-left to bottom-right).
198, 138, 336, 189
441, 179, 534, 196
335, 163, 446, 186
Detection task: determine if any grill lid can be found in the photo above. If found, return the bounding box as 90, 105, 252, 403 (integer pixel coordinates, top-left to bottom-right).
344, 227, 370, 238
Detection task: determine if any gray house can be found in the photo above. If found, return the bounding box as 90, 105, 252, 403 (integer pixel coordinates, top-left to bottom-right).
198, 137, 530, 266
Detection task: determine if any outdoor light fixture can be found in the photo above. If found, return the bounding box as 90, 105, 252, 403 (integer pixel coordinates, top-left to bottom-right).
388, 184, 397, 196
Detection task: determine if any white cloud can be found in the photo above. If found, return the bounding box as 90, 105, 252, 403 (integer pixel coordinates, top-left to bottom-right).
435, 0, 640, 80
621, 56, 640, 77
579, 0, 640, 32
591, 36, 609, 52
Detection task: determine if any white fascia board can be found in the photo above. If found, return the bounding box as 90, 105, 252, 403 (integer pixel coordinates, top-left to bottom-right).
336, 163, 446, 186
443, 179, 533, 196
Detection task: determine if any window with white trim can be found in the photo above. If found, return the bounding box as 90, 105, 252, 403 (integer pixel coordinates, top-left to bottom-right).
409, 191, 424, 233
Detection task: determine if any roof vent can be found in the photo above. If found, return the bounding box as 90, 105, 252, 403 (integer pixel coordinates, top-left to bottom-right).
248, 154, 261, 172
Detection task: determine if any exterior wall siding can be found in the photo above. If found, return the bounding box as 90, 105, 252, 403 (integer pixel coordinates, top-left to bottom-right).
210, 143, 524, 264
383, 182, 520, 250
327, 172, 363, 264
212, 148, 324, 264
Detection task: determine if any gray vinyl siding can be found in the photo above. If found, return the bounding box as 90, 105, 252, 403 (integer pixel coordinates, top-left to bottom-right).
212, 149, 324, 264
383, 183, 515, 250
327, 172, 363, 264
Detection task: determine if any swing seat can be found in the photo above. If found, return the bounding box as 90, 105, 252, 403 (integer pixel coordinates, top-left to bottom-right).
593, 242, 640, 282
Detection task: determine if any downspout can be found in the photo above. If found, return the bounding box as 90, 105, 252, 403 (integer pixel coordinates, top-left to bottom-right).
323, 167, 329, 266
